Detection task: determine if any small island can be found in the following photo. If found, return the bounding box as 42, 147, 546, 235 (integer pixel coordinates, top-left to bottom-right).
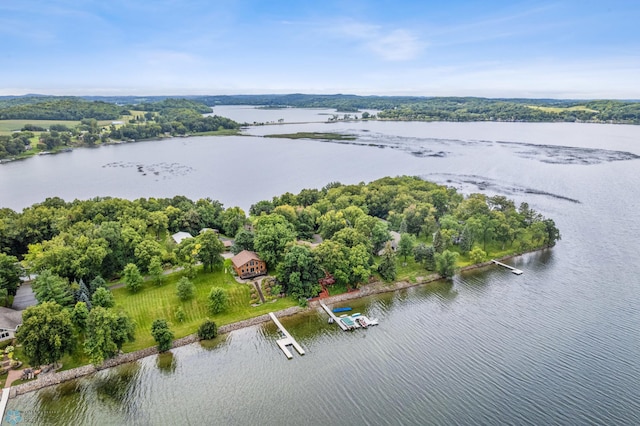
263, 132, 356, 141
0, 176, 560, 391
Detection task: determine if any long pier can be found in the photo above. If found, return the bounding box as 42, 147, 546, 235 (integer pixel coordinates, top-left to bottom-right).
268, 312, 305, 359
491, 259, 523, 275
319, 302, 349, 331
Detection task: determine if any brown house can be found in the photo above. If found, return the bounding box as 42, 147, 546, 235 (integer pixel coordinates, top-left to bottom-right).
231, 250, 267, 279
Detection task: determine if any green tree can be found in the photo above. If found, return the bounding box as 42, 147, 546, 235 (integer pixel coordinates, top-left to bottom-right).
0, 253, 22, 295
232, 228, 255, 254
134, 238, 162, 273
435, 250, 459, 279
314, 240, 350, 286
317, 210, 348, 240
276, 244, 323, 299
398, 233, 415, 261
347, 244, 373, 287
543, 219, 561, 247
174, 306, 186, 323
423, 245, 436, 271
151, 319, 174, 352
433, 229, 445, 254
16, 301, 75, 366
176, 277, 195, 301
148, 256, 165, 286
413, 243, 429, 263
198, 319, 218, 340
91, 287, 115, 309
195, 230, 224, 272
84, 307, 135, 365
458, 226, 474, 254
377, 242, 397, 282
123, 263, 143, 293
253, 214, 297, 268
207, 287, 228, 314
220, 206, 246, 236
71, 301, 90, 332
469, 247, 487, 264
89, 275, 108, 295
32, 269, 73, 306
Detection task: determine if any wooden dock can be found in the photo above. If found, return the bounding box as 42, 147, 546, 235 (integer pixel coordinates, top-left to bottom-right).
491, 259, 523, 275
319, 302, 349, 331
268, 312, 305, 359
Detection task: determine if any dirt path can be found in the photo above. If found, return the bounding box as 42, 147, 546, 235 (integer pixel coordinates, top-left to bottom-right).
4, 369, 23, 388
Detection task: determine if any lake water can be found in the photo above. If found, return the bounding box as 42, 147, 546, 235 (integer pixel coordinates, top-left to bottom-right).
2, 110, 640, 425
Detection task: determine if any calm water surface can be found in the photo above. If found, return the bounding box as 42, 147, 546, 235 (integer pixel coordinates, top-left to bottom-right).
2, 111, 640, 425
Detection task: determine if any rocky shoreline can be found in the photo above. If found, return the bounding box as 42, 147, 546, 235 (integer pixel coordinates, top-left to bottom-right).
8, 250, 540, 398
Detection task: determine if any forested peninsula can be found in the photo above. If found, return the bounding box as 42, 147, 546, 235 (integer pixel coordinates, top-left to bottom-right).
0, 98, 239, 160
0, 176, 560, 371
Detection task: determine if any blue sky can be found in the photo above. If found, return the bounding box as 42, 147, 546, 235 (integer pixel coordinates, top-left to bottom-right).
1, 0, 639, 98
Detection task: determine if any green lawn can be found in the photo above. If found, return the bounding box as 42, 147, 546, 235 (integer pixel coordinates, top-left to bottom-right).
113, 268, 297, 351
191, 129, 241, 136
526, 105, 599, 114
0, 119, 113, 135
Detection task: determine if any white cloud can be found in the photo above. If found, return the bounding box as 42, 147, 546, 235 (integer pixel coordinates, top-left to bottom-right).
329, 20, 425, 61
366, 29, 424, 61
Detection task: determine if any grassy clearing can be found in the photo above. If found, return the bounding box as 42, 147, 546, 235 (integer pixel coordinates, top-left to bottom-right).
191, 129, 241, 136
0, 119, 81, 135
264, 132, 356, 141
527, 105, 599, 113
113, 268, 297, 352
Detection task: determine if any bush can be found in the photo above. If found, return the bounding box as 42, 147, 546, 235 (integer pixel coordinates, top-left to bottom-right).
175, 307, 186, 323
197, 319, 218, 340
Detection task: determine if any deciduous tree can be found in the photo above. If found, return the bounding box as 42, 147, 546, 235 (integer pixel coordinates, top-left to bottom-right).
195, 230, 224, 272
435, 250, 459, 279
92, 287, 115, 309
207, 287, 228, 314
176, 277, 194, 301
276, 244, 323, 299
151, 319, 174, 352
84, 307, 135, 365
123, 263, 143, 293
32, 269, 73, 306
197, 319, 218, 340
16, 301, 75, 366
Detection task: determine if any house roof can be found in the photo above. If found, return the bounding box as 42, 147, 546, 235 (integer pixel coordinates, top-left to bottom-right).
231, 250, 262, 268
172, 231, 193, 244
0, 307, 23, 331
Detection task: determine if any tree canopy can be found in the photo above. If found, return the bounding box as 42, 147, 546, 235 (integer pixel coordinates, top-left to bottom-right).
16, 301, 75, 366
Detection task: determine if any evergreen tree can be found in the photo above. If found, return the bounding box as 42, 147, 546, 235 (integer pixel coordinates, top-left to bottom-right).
433, 229, 445, 254
377, 242, 397, 282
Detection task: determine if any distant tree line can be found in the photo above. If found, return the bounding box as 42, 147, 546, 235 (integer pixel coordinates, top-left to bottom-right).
0, 98, 126, 120
2, 94, 639, 124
